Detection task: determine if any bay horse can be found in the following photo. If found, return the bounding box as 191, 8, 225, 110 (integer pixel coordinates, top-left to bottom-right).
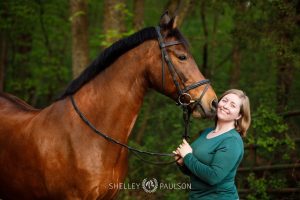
0, 13, 217, 199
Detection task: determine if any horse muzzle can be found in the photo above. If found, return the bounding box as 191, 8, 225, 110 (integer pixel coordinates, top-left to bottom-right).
178, 93, 218, 118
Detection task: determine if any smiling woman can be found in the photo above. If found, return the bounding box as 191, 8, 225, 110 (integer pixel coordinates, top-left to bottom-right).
174, 89, 251, 200
216, 89, 251, 137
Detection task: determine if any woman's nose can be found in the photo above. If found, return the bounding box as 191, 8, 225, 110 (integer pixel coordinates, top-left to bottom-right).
222, 102, 229, 109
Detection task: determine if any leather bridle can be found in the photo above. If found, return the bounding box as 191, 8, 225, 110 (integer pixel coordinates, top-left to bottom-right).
70, 26, 211, 165
155, 26, 210, 108
155, 26, 210, 139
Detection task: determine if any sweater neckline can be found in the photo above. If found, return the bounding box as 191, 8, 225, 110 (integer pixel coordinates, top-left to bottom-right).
205, 128, 235, 140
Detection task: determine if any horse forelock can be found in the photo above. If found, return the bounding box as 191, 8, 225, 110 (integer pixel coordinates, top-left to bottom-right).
57, 26, 189, 100
168, 28, 190, 50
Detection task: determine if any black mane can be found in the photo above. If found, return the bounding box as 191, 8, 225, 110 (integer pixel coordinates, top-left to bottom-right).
58, 26, 189, 100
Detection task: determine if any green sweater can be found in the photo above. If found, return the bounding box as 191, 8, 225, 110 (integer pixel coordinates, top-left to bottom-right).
179, 128, 244, 200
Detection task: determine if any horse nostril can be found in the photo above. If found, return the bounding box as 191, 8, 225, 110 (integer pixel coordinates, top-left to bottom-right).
211, 99, 218, 111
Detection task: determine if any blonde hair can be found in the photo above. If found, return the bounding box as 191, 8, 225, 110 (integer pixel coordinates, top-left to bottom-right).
218, 89, 251, 137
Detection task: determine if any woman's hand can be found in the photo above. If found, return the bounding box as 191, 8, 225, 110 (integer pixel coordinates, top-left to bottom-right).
177, 139, 193, 158
173, 150, 184, 166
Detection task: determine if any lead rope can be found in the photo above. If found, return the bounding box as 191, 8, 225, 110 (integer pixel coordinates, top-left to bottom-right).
182, 105, 191, 141
70, 95, 180, 165
161, 48, 165, 93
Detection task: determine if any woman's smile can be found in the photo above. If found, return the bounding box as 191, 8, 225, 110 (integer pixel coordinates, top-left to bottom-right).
219, 107, 229, 115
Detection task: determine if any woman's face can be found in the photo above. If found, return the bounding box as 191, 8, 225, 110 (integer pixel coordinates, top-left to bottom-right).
217, 93, 242, 122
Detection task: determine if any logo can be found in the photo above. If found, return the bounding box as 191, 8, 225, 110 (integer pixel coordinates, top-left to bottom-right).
142, 178, 158, 193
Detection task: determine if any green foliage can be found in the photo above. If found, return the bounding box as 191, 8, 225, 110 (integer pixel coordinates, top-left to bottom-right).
246, 173, 269, 200
268, 176, 287, 190
1, 0, 300, 199
2, 0, 71, 106
99, 2, 135, 48
249, 103, 297, 157
246, 173, 289, 200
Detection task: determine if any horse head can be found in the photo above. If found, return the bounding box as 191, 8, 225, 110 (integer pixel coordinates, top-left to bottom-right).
147, 12, 217, 118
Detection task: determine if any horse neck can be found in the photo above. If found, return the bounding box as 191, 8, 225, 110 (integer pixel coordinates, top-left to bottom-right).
73, 40, 157, 142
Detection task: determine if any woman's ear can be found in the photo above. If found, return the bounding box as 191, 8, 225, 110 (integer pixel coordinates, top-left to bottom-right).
236, 114, 242, 120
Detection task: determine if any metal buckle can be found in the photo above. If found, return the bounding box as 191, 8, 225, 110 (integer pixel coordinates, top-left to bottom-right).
178, 93, 193, 106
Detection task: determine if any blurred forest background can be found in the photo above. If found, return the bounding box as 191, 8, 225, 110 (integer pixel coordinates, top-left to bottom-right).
0, 0, 299, 199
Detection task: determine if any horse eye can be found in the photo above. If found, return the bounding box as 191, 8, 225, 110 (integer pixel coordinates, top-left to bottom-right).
178, 55, 187, 61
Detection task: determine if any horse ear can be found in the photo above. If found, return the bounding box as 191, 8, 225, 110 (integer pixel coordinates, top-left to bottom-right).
159, 11, 171, 27
169, 16, 178, 29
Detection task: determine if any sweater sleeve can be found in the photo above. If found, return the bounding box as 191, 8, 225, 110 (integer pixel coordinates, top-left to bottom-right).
183, 137, 242, 185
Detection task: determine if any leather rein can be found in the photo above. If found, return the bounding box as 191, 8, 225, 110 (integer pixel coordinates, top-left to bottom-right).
70, 26, 210, 165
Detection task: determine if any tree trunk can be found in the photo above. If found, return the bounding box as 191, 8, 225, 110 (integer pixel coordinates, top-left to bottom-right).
133, 0, 144, 30
175, 0, 193, 27
210, 9, 219, 77
230, 2, 247, 88
0, 31, 7, 92
164, 0, 194, 27
37, 0, 52, 56
0, 4, 8, 92
103, 0, 126, 47
230, 44, 241, 88
70, 0, 89, 78
200, 1, 209, 77
275, 1, 296, 113
276, 48, 294, 112
164, 0, 180, 16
